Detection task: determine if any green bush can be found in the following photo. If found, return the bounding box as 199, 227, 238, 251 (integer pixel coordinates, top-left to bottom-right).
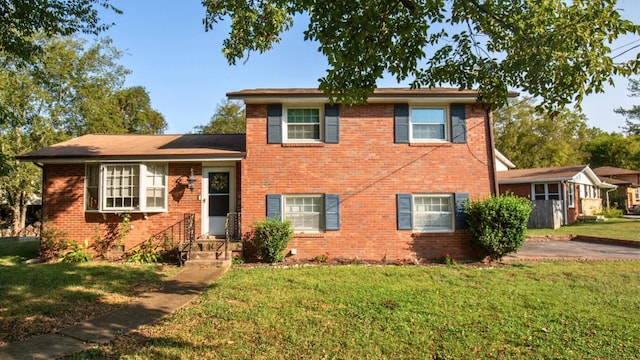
465, 194, 533, 261
599, 207, 623, 218
60, 240, 92, 263
126, 238, 170, 264
250, 218, 293, 263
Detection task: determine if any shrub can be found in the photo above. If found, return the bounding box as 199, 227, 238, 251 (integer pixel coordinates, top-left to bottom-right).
465, 194, 533, 261
126, 238, 169, 264
599, 207, 623, 218
249, 218, 293, 263
39, 226, 69, 261
60, 240, 92, 263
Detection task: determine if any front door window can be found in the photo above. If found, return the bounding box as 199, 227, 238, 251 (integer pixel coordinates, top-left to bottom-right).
209, 172, 230, 217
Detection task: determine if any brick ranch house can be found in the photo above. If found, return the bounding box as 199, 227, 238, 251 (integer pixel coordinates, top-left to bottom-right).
498, 165, 616, 226
20, 88, 515, 263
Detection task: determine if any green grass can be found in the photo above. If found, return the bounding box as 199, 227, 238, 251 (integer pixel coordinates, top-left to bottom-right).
74, 262, 640, 359
527, 218, 640, 241
0, 240, 178, 345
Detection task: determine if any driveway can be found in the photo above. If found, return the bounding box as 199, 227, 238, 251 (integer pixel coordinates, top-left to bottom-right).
504, 240, 640, 261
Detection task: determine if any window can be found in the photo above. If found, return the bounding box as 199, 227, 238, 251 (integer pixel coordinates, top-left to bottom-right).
412, 194, 454, 232
567, 183, 575, 208
533, 183, 561, 200
85, 163, 167, 212
410, 107, 447, 141
284, 195, 323, 232
285, 108, 321, 141
636, 188, 640, 201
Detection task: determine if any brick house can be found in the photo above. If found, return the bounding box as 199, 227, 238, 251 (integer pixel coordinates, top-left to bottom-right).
592, 166, 640, 212
498, 165, 616, 225
20, 88, 512, 262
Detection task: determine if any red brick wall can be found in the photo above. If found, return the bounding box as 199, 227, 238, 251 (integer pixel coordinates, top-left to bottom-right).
43, 162, 204, 253
242, 103, 493, 261
498, 183, 531, 199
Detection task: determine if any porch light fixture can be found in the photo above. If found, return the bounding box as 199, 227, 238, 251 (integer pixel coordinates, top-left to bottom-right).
176, 168, 198, 192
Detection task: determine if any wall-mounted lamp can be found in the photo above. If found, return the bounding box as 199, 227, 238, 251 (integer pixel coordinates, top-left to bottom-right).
176, 168, 198, 192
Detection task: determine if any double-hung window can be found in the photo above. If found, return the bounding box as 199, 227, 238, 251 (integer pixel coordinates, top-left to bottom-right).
533, 183, 560, 200
410, 107, 447, 141
284, 195, 323, 232
285, 108, 321, 141
567, 183, 575, 208
85, 163, 167, 212
413, 194, 454, 232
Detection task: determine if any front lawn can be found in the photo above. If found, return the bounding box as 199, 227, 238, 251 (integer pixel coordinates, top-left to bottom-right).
527, 217, 640, 241
0, 240, 178, 345
74, 262, 640, 359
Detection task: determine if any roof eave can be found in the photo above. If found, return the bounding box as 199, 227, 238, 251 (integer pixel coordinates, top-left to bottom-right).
19, 153, 247, 164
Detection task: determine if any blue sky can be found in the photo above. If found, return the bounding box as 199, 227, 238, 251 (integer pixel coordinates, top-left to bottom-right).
97, 0, 640, 134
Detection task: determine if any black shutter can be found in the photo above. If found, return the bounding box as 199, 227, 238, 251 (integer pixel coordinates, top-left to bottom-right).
394, 104, 409, 143
455, 193, 469, 229
397, 194, 413, 230
266, 194, 282, 220
325, 194, 340, 230
451, 104, 466, 143
324, 104, 340, 144
267, 104, 283, 144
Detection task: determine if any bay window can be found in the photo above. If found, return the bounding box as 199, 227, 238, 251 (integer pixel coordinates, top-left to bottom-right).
85, 163, 167, 212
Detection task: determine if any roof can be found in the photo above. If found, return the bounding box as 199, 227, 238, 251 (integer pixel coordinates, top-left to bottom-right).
18, 134, 246, 162
497, 165, 616, 188
592, 166, 640, 176
494, 149, 516, 169
227, 87, 519, 104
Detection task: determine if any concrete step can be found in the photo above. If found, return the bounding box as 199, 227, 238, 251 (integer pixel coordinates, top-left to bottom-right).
184, 258, 231, 269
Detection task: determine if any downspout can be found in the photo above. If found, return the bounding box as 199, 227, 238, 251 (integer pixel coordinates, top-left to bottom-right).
484, 107, 499, 196
562, 181, 568, 225
33, 161, 44, 241
605, 187, 616, 209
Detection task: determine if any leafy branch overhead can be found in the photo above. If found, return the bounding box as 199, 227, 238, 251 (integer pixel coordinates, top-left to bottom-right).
203, 0, 640, 109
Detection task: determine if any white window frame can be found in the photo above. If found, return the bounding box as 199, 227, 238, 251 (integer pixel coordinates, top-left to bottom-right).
635, 187, 640, 201
283, 106, 323, 143
413, 194, 454, 233
567, 182, 575, 208
85, 163, 168, 213
532, 183, 561, 201
283, 194, 324, 233
409, 106, 449, 142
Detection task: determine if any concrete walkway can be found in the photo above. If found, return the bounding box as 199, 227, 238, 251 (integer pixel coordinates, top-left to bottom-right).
504, 240, 640, 261
0, 266, 227, 360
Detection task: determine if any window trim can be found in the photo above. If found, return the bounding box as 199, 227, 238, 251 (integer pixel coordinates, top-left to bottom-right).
532, 183, 561, 201
412, 193, 455, 233
567, 182, 575, 208
283, 194, 324, 233
283, 106, 324, 143
85, 163, 168, 213
409, 105, 449, 142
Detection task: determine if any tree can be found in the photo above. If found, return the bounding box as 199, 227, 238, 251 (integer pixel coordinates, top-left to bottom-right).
204, 0, 639, 110
493, 98, 589, 168
0, 35, 130, 235
0, 0, 119, 62
82, 86, 167, 135
582, 132, 640, 170
194, 100, 245, 134
615, 77, 640, 136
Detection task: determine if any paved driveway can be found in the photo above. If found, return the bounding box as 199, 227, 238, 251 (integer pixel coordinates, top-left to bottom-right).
504, 240, 640, 261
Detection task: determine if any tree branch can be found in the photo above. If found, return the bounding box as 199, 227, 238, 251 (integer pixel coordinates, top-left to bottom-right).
398, 0, 416, 12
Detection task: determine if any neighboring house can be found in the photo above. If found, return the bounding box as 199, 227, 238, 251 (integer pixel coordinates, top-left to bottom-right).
20, 87, 515, 262
498, 165, 616, 225
593, 166, 640, 212
494, 149, 516, 171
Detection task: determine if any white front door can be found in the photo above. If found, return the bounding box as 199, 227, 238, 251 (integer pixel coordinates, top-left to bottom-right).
203, 166, 235, 236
